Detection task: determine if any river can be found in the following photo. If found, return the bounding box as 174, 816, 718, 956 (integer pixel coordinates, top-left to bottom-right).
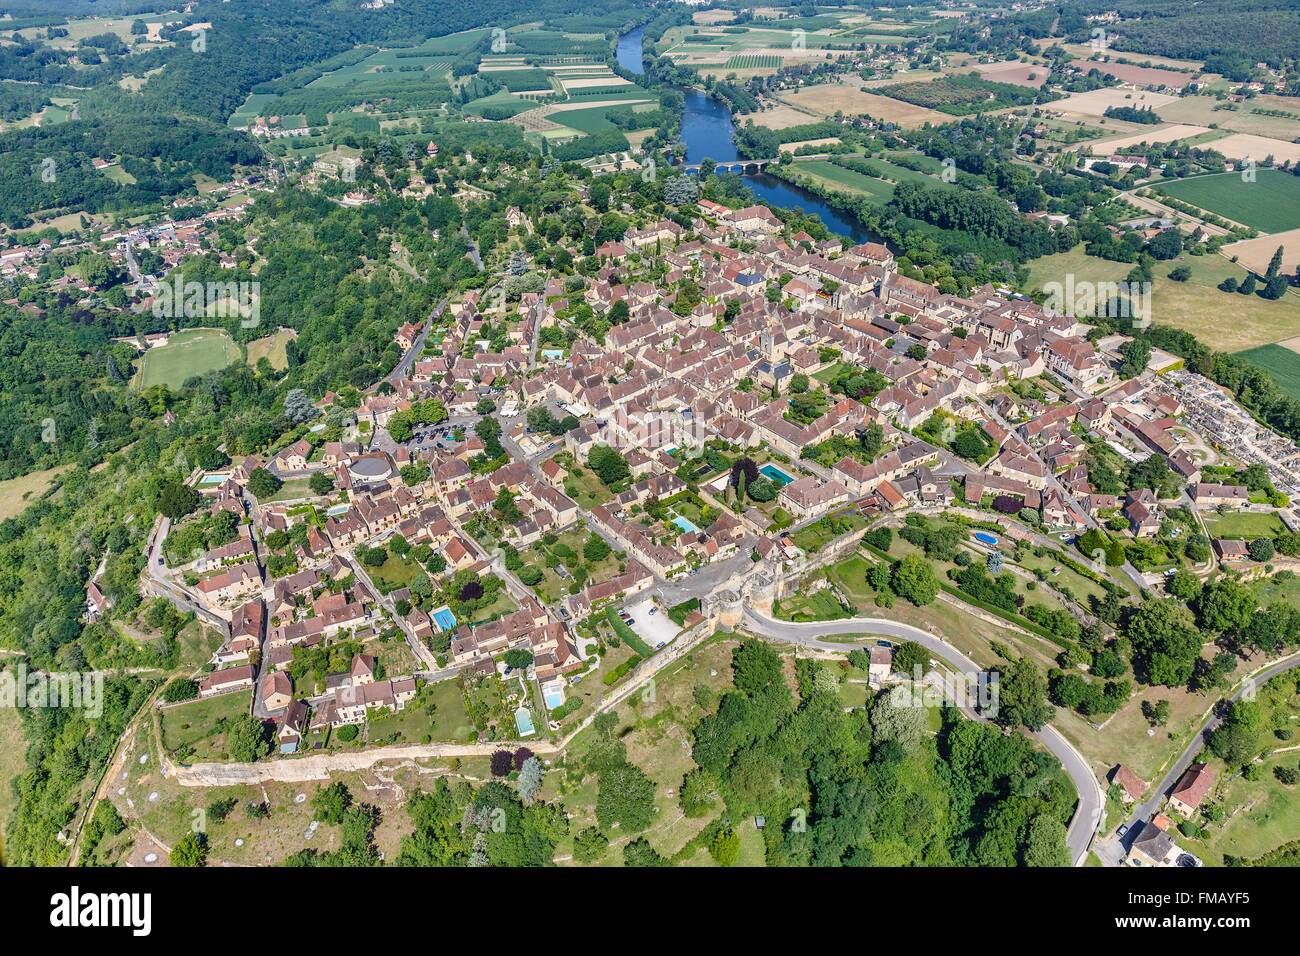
615, 26, 875, 243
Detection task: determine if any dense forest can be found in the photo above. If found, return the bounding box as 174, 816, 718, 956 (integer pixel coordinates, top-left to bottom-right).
690, 642, 1073, 865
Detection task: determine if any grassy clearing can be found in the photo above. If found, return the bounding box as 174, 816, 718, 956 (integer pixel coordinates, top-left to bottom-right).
159, 691, 252, 762
0, 464, 70, 521
1029, 246, 1300, 353
1202, 511, 1286, 539
245, 328, 297, 370
135, 329, 241, 390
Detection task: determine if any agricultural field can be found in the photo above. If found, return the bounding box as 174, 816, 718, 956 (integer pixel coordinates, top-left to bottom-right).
133, 329, 241, 390
1028, 245, 1300, 352
1222, 228, 1300, 277
1155, 169, 1300, 234
1157, 94, 1300, 143
1235, 345, 1300, 402
876, 73, 1041, 115
1085, 123, 1214, 154
725, 54, 780, 70
1202, 132, 1300, 168
969, 59, 1051, 88
776, 81, 950, 128
1050, 87, 1179, 119
1092, 61, 1196, 89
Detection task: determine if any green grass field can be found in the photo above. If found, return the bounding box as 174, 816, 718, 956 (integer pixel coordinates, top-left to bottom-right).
1155, 169, 1300, 233
1237, 343, 1300, 401
135, 329, 241, 390
787, 160, 896, 204
1202, 510, 1286, 539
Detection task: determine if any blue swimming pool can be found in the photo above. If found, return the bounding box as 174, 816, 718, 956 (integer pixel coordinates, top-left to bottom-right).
760, 464, 794, 486
432, 606, 457, 631
542, 683, 566, 710
973, 531, 999, 547
514, 707, 536, 737
672, 515, 701, 534
198, 473, 229, 486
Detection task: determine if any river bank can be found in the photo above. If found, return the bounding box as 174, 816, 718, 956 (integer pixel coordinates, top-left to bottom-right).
616, 26, 878, 244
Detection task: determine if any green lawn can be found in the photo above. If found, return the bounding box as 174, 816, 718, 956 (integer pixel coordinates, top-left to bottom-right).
159, 690, 252, 761
774, 589, 852, 622
135, 328, 241, 390
1202, 511, 1285, 539
1155, 169, 1300, 233
1180, 750, 1300, 866
789, 511, 866, 553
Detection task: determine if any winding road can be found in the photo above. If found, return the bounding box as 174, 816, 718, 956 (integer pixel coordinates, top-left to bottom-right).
740, 607, 1104, 866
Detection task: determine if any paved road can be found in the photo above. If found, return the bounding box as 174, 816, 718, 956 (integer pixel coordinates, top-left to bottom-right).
387, 300, 443, 384
740, 607, 1103, 866
1103, 651, 1300, 862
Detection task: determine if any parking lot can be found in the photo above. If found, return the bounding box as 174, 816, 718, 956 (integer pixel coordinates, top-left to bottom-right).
623, 599, 680, 650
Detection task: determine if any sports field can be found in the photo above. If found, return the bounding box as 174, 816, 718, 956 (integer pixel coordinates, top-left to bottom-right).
135, 329, 241, 389
1156, 169, 1300, 233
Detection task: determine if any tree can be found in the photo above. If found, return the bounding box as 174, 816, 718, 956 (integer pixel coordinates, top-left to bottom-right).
171, 832, 208, 867
708, 827, 741, 866
312, 782, 354, 824
490, 749, 514, 776
1208, 700, 1263, 765
247, 467, 281, 499
1196, 578, 1256, 634
573, 826, 609, 863
623, 837, 670, 867
588, 445, 630, 485
869, 691, 929, 752
517, 756, 544, 802
158, 480, 199, 519
226, 714, 270, 762
309, 471, 334, 495
891, 554, 938, 606
1118, 339, 1151, 378
1126, 598, 1202, 687
162, 678, 199, 703
995, 657, 1053, 731
1248, 537, 1276, 562
1022, 815, 1070, 867
283, 388, 316, 424
663, 175, 699, 206
583, 534, 610, 562
679, 768, 716, 817
1166, 568, 1202, 601
1142, 698, 1170, 727
504, 649, 533, 670
596, 759, 656, 833
892, 641, 929, 676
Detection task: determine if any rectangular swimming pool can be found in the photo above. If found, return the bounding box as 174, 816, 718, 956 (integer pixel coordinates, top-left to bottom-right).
671, 514, 701, 534
432, 606, 457, 631
760, 464, 794, 486
542, 681, 566, 710
514, 707, 536, 737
